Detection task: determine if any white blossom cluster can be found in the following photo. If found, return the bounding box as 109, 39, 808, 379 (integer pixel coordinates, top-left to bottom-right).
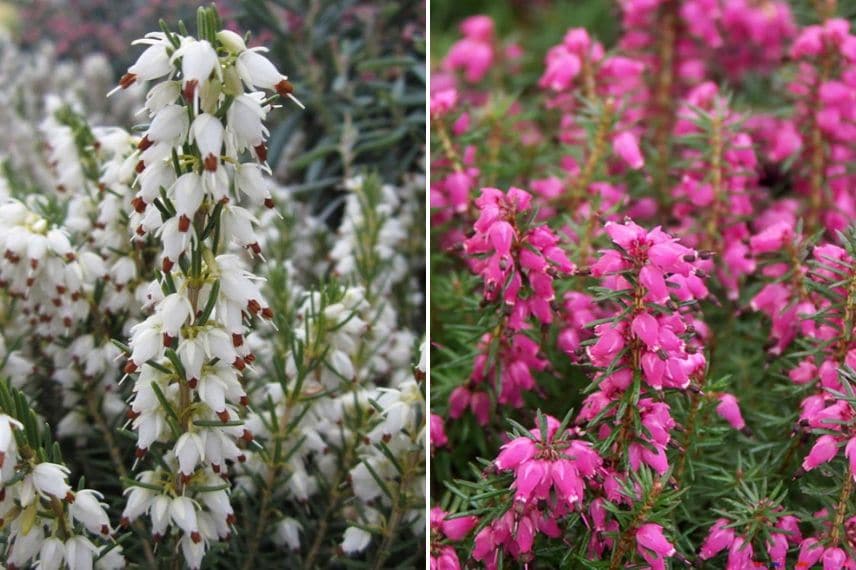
0, 31, 142, 193
330, 175, 419, 295
0, 414, 124, 569
0, 9, 425, 568
113, 23, 304, 569
235, 170, 426, 559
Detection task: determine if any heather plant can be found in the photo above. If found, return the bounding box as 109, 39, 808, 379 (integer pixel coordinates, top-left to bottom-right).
430, 2, 856, 569
0, 3, 425, 569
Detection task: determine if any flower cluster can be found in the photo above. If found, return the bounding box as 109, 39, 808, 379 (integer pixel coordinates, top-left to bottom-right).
431, 4, 856, 569
113, 14, 303, 567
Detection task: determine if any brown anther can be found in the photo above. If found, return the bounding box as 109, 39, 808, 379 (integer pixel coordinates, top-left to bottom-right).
131, 196, 147, 213
135, 160, 146, 173
264, 197, 274, 209
233, 357, 246, 371
124, 360, 138, 374
254, 143, 267, 162
178, 215, 191, 232
261, 307, 273, 319
217, 409, 230, 422
275, 79, 294, 97
232, 333, 243, 347
191, 531, 202, 544
162, 258, 174, 272
241, 429, 253, 442
119, 72, 137, 89
203, 154, 218, 171
65, 491, 75, 503
188, 377, 198, 389
182, 80, 199, 102
163, 333, 174, 347
247, 299, 261, 315
137, 135, 153, 151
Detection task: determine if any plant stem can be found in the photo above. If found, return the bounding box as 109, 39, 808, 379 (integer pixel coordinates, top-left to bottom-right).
609, 480, 664, 570
84, 387, 158, 568
303, 437, 357, 568
651, 0, 679, 208
564, 98, 615, 211
830, 473, 853, 546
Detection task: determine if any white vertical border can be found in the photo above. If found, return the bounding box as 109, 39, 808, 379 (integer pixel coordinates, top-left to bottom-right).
423, 0, 432, 566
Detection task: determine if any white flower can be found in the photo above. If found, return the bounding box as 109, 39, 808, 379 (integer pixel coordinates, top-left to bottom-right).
144, 80, 181, 115
64, 536, 97, 570
274, 517, 302, 551
227, 94, 268, 151
0, 414, 22, 476
159, 293, 193, 337
122, 480, 156, 525
190, 113, 224, 170
128, 36, 172, 82
235, 162, 272, 205
328, 350, 355, 382
32, 462, 72, 500
180, 533, 207, 570
129, 315, 163, 368
148, 494, 171, 538
95, 544, 125, 570
174, 39, 220, 89
8, 524, 44, 567
137, 159, 176, 204
174, 432, 205, 476
178, 336, 206, 383
217, 30, 247, 53
145, 103, 189, 147
158, 216, 192, 270
38, 537, 66, 570
341, 526, 372, 555
417, 340, 426, 374
70, 489, 111, 536
235, 50, 284, 91
171, 172, 204, 230
170, 496, 200, 539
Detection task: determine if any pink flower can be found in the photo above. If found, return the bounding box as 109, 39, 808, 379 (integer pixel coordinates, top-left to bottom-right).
430, 414, 448, 448
802, 434, 839, 472
700, 519, 735, 560
636, 524, 675, 569
750, 221, 793, 255
631, 313, 659, 349
613, 131, 645, 170
430, 89, 458, 119
715, 394, 746, 431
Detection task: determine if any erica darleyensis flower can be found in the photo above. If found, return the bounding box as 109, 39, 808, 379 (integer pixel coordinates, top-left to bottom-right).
472, 414, 601, 568
450, 186, 575, 423
430, 507, 477, 570
114, 10, 301, 569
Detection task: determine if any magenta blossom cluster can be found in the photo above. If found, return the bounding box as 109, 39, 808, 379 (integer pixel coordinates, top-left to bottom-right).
430, 507, 478, 570
471, 415, 601, 568
464, 187, 576, 327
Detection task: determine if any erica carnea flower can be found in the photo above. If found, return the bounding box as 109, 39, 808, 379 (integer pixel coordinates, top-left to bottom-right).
113, 10, 301, 568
